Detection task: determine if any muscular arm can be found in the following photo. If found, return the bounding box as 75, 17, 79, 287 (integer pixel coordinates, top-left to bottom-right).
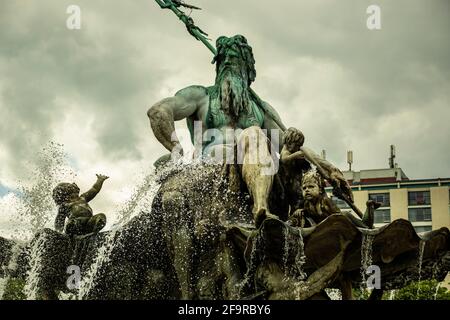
300, 146, 354, 202
280, 147, 306, 163
261, 101, 286, 152
147, 86, 207, 152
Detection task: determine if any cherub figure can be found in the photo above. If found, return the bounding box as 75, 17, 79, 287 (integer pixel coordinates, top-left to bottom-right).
52, 174, 109, 236
290, 170, 376, 228
280, 127, 311, 216
289, 170, 340, 227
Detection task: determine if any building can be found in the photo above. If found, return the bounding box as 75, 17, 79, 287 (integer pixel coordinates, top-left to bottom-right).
328, 167, 450, 232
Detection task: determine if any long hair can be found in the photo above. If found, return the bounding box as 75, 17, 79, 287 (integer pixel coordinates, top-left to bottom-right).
212, 35, 256, 118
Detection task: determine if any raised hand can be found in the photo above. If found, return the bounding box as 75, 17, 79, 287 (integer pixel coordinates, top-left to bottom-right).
96, 174, 109, 181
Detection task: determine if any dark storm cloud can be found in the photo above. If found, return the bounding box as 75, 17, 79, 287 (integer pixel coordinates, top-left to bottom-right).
0, 0, 448, 188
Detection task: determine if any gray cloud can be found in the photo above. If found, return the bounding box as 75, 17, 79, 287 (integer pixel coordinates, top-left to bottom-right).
0, 0, 448, 221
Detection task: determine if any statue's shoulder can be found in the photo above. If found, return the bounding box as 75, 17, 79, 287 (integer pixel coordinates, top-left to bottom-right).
175, 85, 209, 100
257, 98, 284, 128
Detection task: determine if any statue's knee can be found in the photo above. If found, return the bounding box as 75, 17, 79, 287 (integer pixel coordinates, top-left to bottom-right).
94, 213, 107, 227
238, 126, 267, 157
239, 126, 263, 144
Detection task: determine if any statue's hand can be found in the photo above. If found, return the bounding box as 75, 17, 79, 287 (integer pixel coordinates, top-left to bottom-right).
96, 174, 109, 181
170, 142, 184, 161
289, 209, 304, 227
330, 170, 353, 202
292, 150, 306, 160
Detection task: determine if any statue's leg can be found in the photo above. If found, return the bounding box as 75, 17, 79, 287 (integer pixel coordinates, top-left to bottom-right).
86, 213, 107, 233
65, 217, 89, 236
161, 191, 194, 300
238, 126, 276, 227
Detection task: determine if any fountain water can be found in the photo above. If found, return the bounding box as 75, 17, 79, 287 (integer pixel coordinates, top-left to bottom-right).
325, 288, 342, 300
433, 282, 441, 300
74, 165, 167, 300
359, 233, 374, 298
415, 239, 425, 299
23, 233, 48, 299
294, 229, 307, 280
238, 229, 264, 298
282, 226, 289, 277
76, 229, 119, 299
0, 243, 22, 299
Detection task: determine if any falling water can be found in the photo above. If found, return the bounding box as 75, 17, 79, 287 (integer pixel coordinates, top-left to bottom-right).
74, 161, 187, 300
415, 239, 425, 299
77, 230, 118, 299
23, 233, 48, 300
0, 279, 7, 300
282, 226, 289, 277
389, 289, 396, 300
0, 243, 22, 299
360, 233, 374, 297
294, 229, 307, 280
238, 229, 264, 297
433, 282, 441, 300
325, 288, 342, 300
18, 142, 75, 239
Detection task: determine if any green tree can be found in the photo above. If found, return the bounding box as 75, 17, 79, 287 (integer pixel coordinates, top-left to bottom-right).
391, 280, 450, 300
2, 278, 26, 300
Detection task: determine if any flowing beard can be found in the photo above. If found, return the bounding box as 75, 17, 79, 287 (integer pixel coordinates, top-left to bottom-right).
219, 71, 251, 119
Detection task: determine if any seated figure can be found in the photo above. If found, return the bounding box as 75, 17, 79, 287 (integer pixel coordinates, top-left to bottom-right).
289, 170, 340, 227
289, 170, 376, 228
52, 174, 109, 236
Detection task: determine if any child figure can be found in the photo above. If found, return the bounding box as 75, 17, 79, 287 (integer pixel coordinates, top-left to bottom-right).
291, 170, 376, 228
293, 170, 340, 227
280, 127, 311, 218
52, 174, 109, 236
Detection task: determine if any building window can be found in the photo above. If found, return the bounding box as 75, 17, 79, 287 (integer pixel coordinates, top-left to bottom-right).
369, 193, 390, 207
414, 226, 432, 233
408, 208, 432, 222
408, 191, 430, 205
331, 196, 350, 209
374, 209, 391, 224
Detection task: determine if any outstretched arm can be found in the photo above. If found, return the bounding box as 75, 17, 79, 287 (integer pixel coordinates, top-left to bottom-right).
81, 174, 109, 202
280, 147, 306, 163
147, 86, 206, 153
300, 146, 354, 203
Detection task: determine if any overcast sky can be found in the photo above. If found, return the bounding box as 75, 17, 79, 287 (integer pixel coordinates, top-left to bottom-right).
0, 0, 449, 238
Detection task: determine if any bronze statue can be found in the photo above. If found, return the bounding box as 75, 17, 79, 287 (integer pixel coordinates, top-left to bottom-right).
148, 35, 349, 228
288, 170, 340, 227
52, 174, 109, 236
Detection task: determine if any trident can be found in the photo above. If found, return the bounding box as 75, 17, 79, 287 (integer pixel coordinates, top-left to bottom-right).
153, 0, 287, 132
153, 0, 361, 215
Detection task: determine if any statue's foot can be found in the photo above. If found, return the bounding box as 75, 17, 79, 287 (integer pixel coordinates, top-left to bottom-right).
363, 200, 380, 229
254, 208, 278, 228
